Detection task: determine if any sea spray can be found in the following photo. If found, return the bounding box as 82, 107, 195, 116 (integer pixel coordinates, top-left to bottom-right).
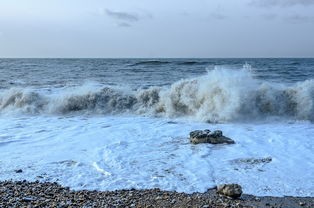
0, 68, 313, 122
157, 68, 256, 122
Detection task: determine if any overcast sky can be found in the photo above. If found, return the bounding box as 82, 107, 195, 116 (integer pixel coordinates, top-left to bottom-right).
0, 0, 314, 58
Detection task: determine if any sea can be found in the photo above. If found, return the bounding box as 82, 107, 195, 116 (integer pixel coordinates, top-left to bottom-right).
0, 58, 313, 197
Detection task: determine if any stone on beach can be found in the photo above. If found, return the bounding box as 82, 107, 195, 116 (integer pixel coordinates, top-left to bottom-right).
189, 129, 235, 144
0, 181, 313, 208
217, 184, 243, 198
14, 169, 23, 173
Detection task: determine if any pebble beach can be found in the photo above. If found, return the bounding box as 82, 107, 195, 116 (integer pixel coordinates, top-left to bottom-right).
1, 181, 313, 208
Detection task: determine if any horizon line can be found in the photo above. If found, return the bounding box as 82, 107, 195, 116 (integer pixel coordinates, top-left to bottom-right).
0, 57, 313, 59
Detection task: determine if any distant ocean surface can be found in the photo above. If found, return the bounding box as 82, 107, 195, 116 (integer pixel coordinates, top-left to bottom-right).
0, 58, 313, 196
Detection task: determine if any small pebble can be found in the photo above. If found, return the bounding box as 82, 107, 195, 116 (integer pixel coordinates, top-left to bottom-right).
15, 169, 23, 173
22, 196, 36, 202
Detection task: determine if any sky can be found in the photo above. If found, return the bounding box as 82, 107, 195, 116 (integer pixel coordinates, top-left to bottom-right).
0, 0, 314, 58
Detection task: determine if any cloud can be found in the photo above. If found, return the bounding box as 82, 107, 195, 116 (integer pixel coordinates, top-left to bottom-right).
117, 22, 131, 27
258, 13, 314, 23
105, 9, 139, 22
209, 12, 227, 20
261, 13, 277, 20
250, 0, 314, 7
284, 15, 314, 24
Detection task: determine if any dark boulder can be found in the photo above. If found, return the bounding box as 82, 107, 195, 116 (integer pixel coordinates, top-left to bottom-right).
189, 129, 235, 144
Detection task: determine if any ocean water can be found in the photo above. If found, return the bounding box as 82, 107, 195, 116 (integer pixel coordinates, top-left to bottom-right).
0, 58, 313, 196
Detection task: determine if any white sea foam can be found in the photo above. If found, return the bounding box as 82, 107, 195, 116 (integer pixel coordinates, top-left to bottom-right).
0, 68, 313, 122
0, 115, 313, 196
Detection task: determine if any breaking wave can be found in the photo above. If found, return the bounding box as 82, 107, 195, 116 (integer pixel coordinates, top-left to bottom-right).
1, 69, 313, 122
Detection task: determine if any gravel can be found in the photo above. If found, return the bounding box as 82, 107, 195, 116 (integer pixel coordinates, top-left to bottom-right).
0, 180, 313, 208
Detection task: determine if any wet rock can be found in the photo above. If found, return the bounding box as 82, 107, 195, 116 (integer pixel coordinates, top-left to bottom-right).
189, 129, 235, 144
231, 157, 272, 171
237, 157, 272, 165
217, 184, 242, 198
14, 169, 23, 173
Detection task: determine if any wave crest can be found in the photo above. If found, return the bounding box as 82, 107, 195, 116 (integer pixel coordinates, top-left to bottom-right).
1, 69, 313, 122
55, 87, 137, 114
0, 88, 46, 113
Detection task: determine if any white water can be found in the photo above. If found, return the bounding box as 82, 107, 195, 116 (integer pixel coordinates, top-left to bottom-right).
0, 115, 313, 196
1, 69, 314, 122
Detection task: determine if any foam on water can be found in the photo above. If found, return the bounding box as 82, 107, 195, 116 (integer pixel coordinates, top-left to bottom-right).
0, 115, 313, 196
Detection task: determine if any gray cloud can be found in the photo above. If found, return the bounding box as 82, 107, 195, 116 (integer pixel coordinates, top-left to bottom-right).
250, 0, 314, 7
105, 9, 139, 22
209, 12, 227, 20
117, 22, 131, 27
261, 13, 278, 20
284, 15, 314, 24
